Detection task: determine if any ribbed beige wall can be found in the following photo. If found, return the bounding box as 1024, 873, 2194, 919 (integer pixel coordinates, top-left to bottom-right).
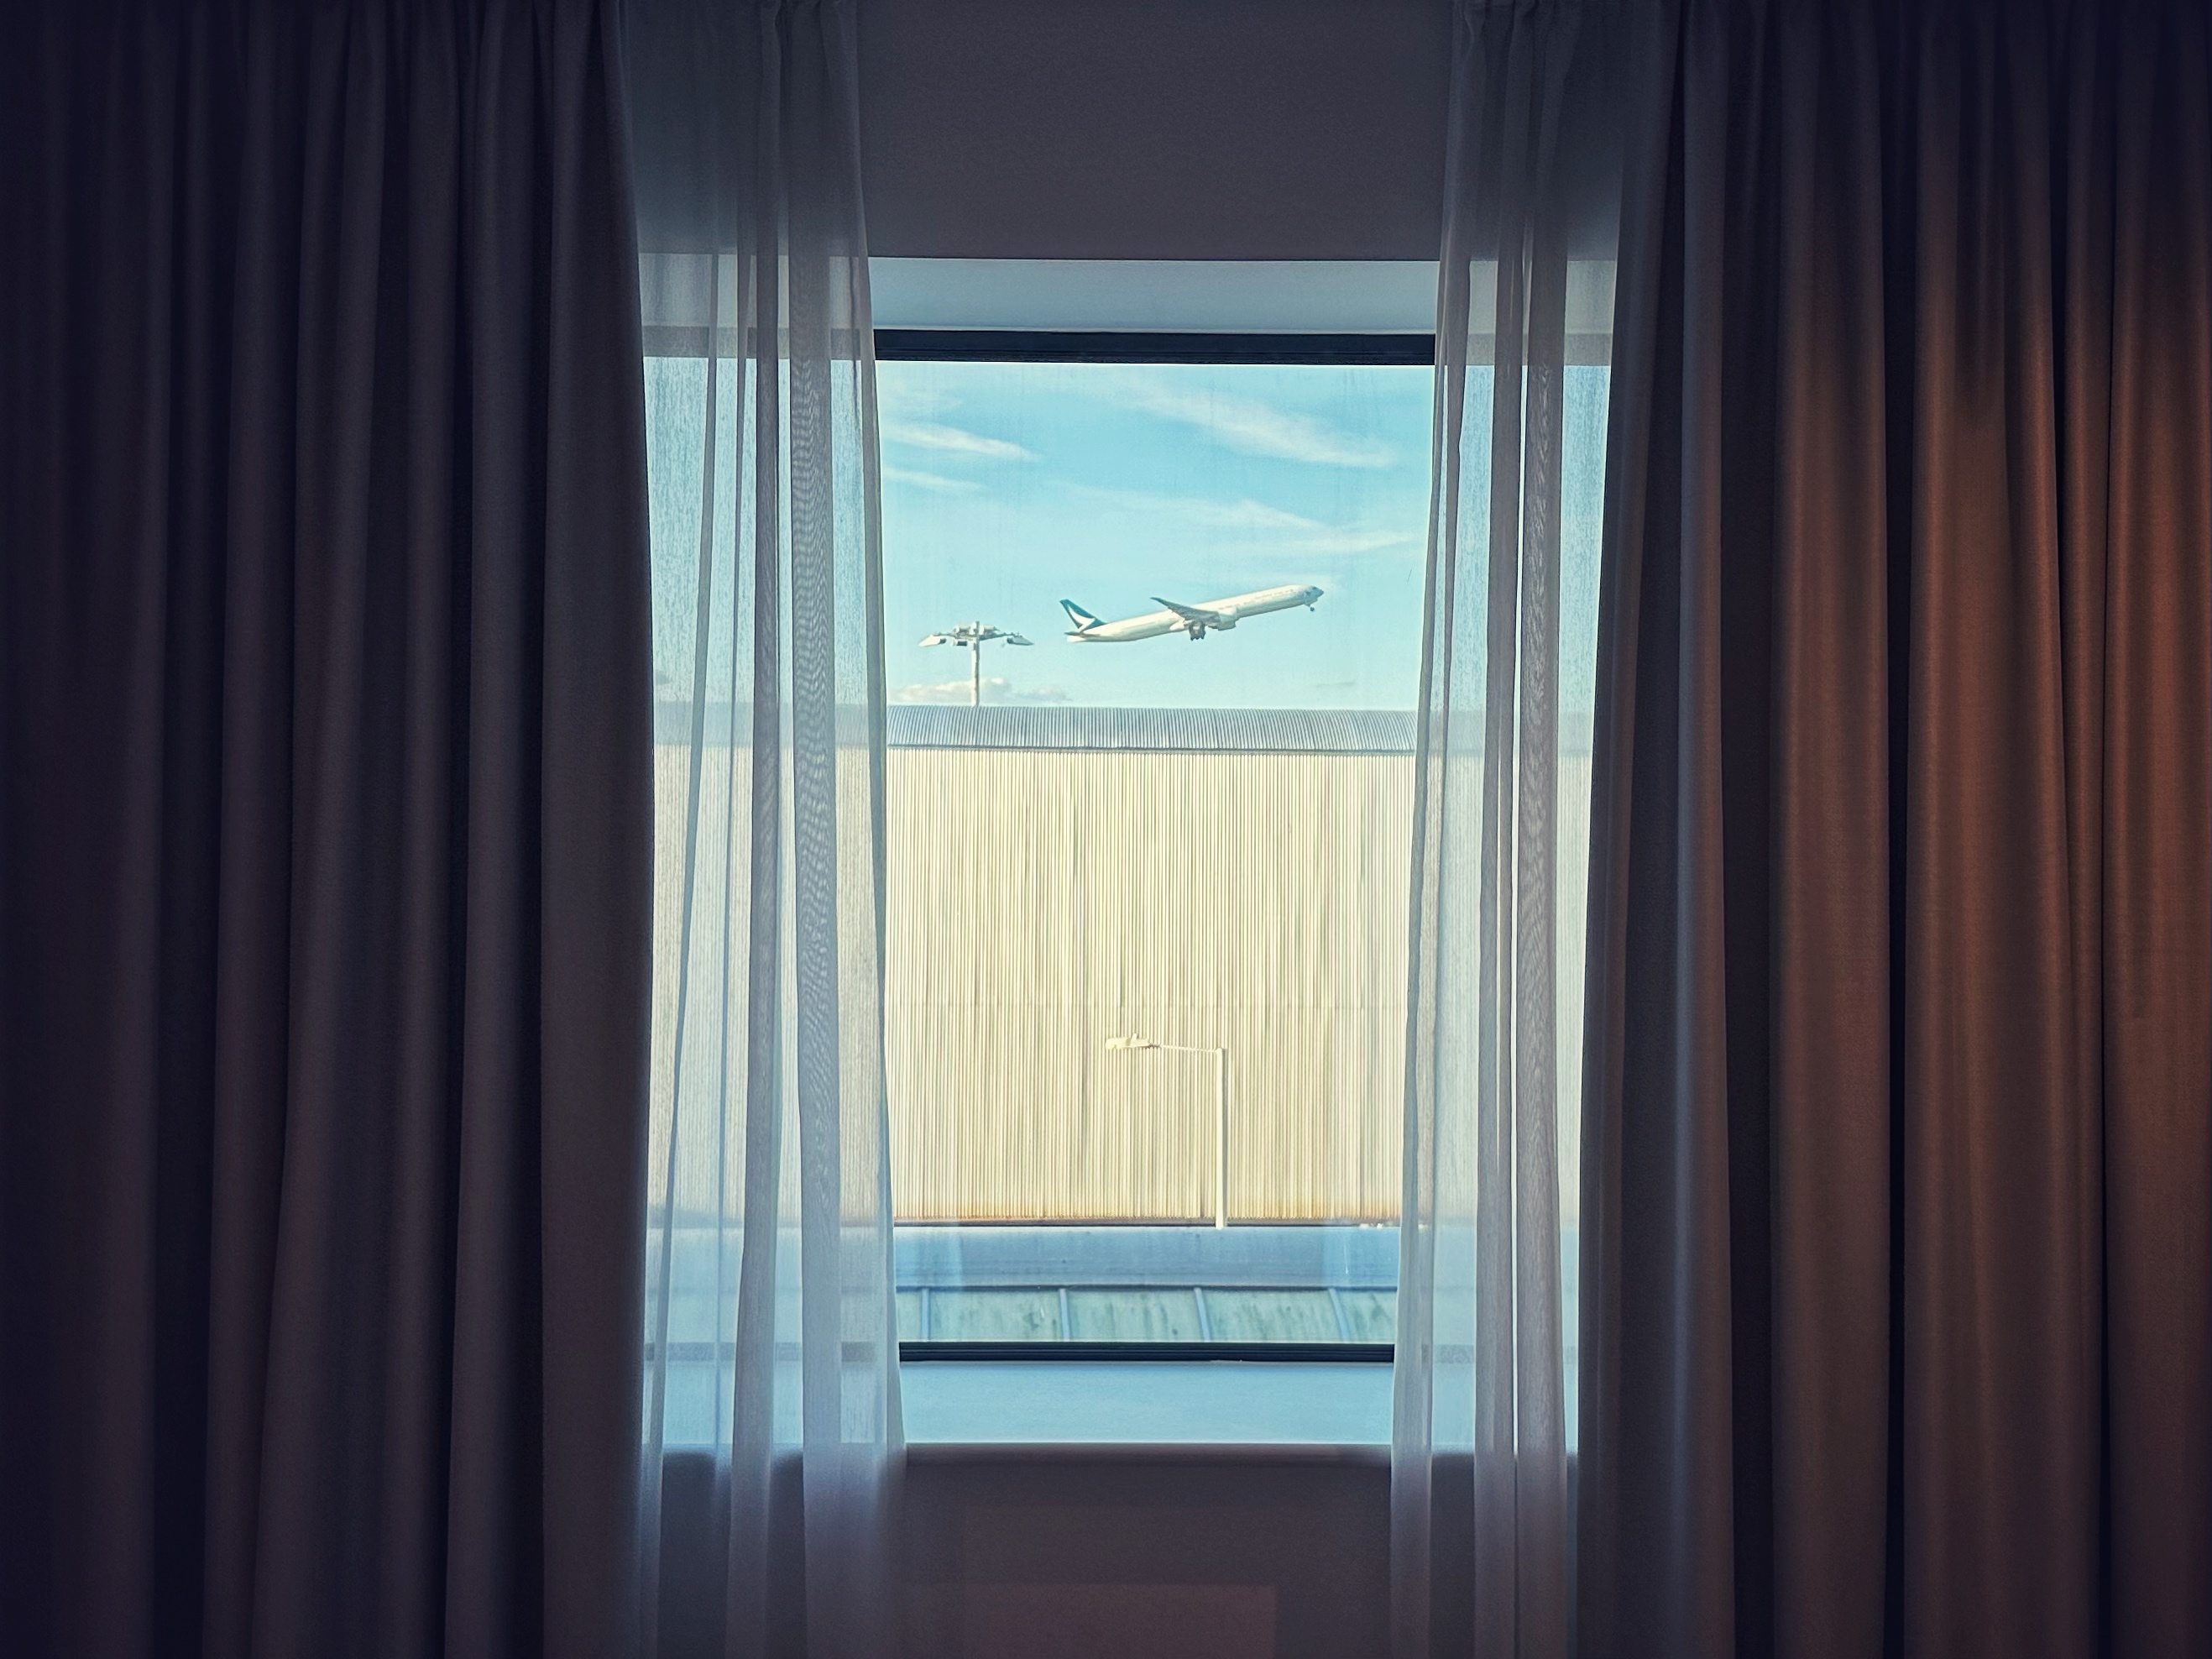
883, 746, 1416, 1222
652, 740, 1591, 1226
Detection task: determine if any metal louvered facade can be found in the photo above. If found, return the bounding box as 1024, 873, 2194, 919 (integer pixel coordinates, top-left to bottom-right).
886, 739, 1415, 1221
651, 709, 1592, 1224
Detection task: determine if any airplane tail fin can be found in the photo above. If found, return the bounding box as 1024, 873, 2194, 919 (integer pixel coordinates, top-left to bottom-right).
1059, 599, 1101, 632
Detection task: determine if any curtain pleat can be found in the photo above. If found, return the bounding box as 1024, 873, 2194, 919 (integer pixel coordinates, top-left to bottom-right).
1395, 3, 1624, 1654
627, 3, 900, 1654
0, 3, 654, 1657
1583, 3, 2211, 1656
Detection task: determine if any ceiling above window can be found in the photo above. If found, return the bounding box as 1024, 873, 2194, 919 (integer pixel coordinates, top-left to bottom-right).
856, 0, 1451, 261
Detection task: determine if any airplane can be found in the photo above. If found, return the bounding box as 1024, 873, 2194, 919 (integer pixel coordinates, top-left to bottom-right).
1059, 584, 1323, 643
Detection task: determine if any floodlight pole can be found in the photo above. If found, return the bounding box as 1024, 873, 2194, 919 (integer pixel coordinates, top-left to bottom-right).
921, 621, 1031, 705
1104, 1034, 1231, 1228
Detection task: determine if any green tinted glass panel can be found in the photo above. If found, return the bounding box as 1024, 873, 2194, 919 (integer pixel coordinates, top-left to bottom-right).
929, 1289, 1064, 1342
1334, 1289, 1397, 1342
895, 1290, 926, 1342
1064, 1288, 1204, 1342
1202, 1288, 1342, 1342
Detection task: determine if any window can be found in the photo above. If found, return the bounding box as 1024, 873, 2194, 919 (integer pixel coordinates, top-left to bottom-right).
640, 271, 1611, 1443
878, 333, 1436, 1369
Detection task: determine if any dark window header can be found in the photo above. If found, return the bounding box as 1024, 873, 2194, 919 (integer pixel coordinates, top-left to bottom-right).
873, 329, 1435, 366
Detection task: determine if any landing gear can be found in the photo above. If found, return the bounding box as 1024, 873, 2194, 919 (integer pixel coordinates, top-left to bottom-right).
1187, 625, 1207, 641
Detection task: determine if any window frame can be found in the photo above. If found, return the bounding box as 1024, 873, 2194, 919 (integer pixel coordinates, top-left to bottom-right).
874, 328, 1435, 365
876, 327, 1434, 1365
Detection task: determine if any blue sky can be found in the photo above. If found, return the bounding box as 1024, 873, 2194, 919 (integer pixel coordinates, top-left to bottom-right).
646, 355, 1608, 714
880, 359, 1608, 712
881, 359, 1434, 709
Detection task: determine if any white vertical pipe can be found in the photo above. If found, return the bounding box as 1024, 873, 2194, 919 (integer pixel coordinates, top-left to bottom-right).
1216, 1045, 1230, 1228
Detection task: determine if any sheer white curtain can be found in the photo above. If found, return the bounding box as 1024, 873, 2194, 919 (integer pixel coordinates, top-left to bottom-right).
1394, 1, 1619, 1654
629, 2, 898, 1654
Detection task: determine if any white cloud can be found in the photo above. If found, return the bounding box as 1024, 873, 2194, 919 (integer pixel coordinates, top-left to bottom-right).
1091, 372, 1394, 468
893, 677, 1071, 705
883, 420, 1035, 462
1067, 485, 1414, 555
883, 465, 980, 494
876, 380, 960, 420
1297, 526, 1417, 555
1190, 498, 1325, 533
1070, 486, 1315, 532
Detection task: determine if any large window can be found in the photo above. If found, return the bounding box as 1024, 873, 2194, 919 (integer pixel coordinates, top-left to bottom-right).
876, 332, 1604, 1368
641, 296, 1610, 1438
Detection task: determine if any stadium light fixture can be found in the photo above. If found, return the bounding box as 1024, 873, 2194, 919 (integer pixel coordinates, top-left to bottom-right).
918, 620, 1033, 704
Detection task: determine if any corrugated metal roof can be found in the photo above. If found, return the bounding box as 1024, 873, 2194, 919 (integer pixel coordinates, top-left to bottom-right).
656, 702, 1420, 752
886, 704, 1417, 753
655, 701, 1593, 754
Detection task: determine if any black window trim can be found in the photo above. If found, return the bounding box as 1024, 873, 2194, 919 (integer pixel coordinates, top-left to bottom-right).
901, 1341, 1393, 1363
871, 326, 1424, 1364
873, 328, 1435, 365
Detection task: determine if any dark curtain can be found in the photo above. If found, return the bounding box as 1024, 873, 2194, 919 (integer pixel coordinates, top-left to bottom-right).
0, 3, 651, 1656
1578, 2, 2211, 1657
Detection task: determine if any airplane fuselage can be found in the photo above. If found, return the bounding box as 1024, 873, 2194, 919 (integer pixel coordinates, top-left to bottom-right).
1066, 584, 1322, 642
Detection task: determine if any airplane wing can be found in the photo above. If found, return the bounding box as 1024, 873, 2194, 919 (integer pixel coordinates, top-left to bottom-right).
1151, 597, 1228, 625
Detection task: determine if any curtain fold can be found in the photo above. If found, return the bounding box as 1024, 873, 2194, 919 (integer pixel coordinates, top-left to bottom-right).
626, 3, 900, 1655
1395, 3, 1624, 1654
0, 3, 653, 1656
1582, 2, 2212, 1656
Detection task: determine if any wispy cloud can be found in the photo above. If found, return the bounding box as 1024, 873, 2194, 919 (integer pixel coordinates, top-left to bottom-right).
876, 380, 960, 420
1091, 372, 1394, 468
1070, 486, 1312, 533
884, 420, 1035, 462
1298, 526, 1417, 555
883, 465, 980, 495
893, 677, 1071, 706
1068, 485, 1415, 555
